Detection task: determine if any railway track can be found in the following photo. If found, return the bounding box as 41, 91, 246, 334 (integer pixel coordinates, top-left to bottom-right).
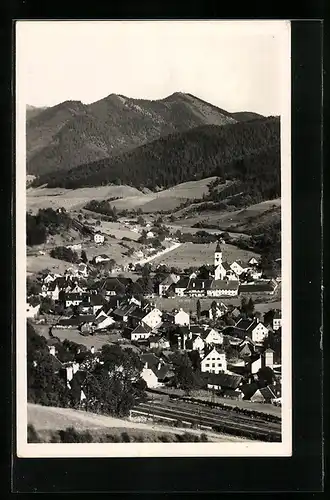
132, 400, 281, 441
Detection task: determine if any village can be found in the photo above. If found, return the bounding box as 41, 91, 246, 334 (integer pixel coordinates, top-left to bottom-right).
27, 212, 282, 439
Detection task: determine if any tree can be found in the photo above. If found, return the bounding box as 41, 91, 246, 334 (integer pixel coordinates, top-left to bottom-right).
197, 265, 210, 280
196, 300, 201, 321
81, 250, 88, 263
142, 263, 152, 277
96, 220, 101, 227
257, 366, 276, 387
211, 301, 218, 321
137, 216, 145, 226
27, 277, 42, 297
247, 298, 255, 316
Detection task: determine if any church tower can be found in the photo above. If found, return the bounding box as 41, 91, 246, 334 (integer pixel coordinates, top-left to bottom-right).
214, 241, 222, 267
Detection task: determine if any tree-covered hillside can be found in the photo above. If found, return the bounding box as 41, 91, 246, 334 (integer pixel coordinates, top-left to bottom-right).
32, 117, 280, 194
27, 92, 237, 176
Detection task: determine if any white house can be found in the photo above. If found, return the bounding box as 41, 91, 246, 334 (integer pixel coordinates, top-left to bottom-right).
94, 254, 110, 264
264, 348, 275, 368
248, 257, 259, 266
201, 347, 227, 374
173, 308, 190, 327
251, 322, 269, 344
207, 280, 239, 297
46, 283, 60, 301
93, 232, 105, 244
141, 366, 161, 388
94, 314, 115, 331
203, 328, 223, 345
185, 334, 205, 353
43, 273, 56, 284
230, 261, 250, 276
131, 324, 152, 341
26, 302, 40, 318
273, 310, 282, 331
142, 308, 162, 330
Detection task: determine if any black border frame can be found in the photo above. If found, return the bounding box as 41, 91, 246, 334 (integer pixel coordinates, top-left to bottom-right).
7, 18, 323, 493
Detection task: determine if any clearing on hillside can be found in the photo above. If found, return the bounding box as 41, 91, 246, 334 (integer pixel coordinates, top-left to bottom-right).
150, 242, 259, 269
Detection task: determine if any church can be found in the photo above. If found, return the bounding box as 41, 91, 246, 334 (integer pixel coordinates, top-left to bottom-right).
213, 242, 239, 281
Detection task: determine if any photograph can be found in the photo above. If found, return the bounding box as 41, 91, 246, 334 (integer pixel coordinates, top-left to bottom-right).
16, 20, 291, 457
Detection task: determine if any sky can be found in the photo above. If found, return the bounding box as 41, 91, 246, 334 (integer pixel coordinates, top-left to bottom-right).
16, 20, 290, 116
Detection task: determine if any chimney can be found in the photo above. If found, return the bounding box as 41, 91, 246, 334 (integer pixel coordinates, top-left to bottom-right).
90, 346, 95, 355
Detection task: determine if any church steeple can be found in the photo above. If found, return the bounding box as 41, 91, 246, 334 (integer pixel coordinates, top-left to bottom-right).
214, 241, 222, 267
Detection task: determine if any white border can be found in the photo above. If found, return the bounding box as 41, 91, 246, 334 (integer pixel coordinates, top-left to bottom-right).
16, 20, 291, 458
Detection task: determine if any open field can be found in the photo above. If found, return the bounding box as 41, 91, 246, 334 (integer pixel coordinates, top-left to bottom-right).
174, 198, 281, 233
26, 185, 144, 213
28, 403, 246, 442
150, 242, 259, 269
27, 178, 216, 214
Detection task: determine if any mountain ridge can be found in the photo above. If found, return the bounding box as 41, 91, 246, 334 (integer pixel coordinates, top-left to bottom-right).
26, 92, 264, 177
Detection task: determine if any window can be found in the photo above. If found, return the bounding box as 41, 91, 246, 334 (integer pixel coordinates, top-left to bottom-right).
212, 363, 215, 367
205, 363, 210, 367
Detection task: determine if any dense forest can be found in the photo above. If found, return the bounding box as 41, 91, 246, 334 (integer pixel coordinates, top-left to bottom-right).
32, 117, 280, 191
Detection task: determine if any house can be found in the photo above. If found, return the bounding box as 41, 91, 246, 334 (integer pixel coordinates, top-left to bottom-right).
94, 254, 110, 264
202, 327, 223, 345
185, 334, 205, 353
230, 260, 251, 276
141, 366, 161, 388
93, 232, 104, 244
248, 257, 259, 266
146, 231, 155, 238
141, 307, 162, 330
57, 314, 95, 329
273, 310, 282, 331
67, 244, 82, 251
203, 372, 243, 393
208, 302, 228, 320
77, 263, 88, 277
26, 302, 40, 318
101, 277, 126, 297
113, 302, 138, 323
93, 314, 115, 331
148, 335, 170, 350
206, 280, 239, 297
185, 279, 212, 297
167, 308, 190, 327
174, 277, 190, 296
238, 337, 257, 358
239, 280, 278, 295
250, 385, 278, 404
130, 324, 152, 341
70, 283, 86, 294
43, 273, 56, 284
158, 274, 180, 296
201, 347, 227, 374
61, 292, 91, 308
234, 318, 269, 344
45, 282, 60, 301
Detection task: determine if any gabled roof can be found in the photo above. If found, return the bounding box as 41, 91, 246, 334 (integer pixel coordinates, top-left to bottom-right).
175, 276, 190, 289
160, 274, 177, 286
259, 386, 277, 401
240, 383, 259, 399
222, 262, 232, 272
239, 281, 277, 293
90, 294, 106, 306
273, 310, 282, 319
101, 278, 126, 293
186, 278, 212, 291
210, 280, 239, 291
141, 353, 160, 368
132, 324, 152, 335
203, 372, 243, 389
